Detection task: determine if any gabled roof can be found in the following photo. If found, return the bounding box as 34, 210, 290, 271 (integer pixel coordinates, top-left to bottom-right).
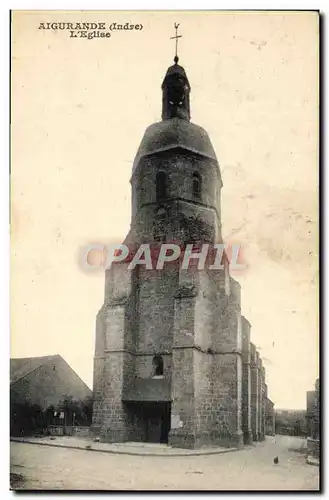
11, 354, 61, 386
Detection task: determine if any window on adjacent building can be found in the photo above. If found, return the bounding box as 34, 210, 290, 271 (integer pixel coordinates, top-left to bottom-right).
153, 355, 164, 377
192, 172, 202, 199
156, 172, 167, 201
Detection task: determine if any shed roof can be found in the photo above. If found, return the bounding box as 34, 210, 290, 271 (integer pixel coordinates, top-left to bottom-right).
122, 377, 171, 402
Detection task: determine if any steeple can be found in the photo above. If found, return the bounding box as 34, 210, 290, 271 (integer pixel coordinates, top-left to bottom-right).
162, 24, 191, 121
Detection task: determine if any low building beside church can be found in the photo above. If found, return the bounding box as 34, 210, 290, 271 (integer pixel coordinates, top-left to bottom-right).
11, 354, 92, 411
265, 397, 275, 436
10, 354, 92, 435
307, 378, 320, 462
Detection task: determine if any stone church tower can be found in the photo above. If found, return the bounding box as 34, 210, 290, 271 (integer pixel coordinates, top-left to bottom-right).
92, 54, 247, 449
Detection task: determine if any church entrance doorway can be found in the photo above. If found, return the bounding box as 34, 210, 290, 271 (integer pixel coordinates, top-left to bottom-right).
142, 402, 171, 444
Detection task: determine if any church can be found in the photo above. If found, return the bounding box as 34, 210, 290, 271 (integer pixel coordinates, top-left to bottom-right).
91, 38, 273, 449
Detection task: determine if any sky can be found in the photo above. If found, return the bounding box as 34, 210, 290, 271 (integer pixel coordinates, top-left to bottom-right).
11, 10, 319, 409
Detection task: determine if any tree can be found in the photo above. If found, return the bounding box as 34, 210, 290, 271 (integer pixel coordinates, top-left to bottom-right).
10, 397, 44, 436
57, 395, 93, 426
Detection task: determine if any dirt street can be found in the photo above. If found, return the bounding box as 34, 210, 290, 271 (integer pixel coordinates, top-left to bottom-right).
10, 435, 319, 491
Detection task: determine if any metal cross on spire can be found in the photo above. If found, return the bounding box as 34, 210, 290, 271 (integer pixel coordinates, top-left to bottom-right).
170, 23, 182, 64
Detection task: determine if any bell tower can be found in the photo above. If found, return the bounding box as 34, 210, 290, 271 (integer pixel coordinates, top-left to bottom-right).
161, 58, 191, 121
92, 27, 244, 451
161, 24, 190, 121
127, 28, 223, 248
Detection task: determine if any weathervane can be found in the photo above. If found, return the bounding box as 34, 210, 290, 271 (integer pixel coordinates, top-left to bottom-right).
170, 23, 182, 64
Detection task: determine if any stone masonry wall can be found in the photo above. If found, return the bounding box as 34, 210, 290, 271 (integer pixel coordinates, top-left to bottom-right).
211, 354, 243, 448
194, 350, 212, 445
257, 358, 264, 441
193, 270, 243, 448
132, 150, 220, 214
260, 366, 266, 440
169, 268, 197, 448
96, 351, 133, 442
241, 316, 253, 444
131, 151, 222, 244
250, 343, 259, 441
92, 263, 135, 441
136, 265, 178, 353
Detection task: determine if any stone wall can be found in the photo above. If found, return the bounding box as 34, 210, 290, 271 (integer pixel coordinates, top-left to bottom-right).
136, 265, 178, 353
265, 397, 275, 436
307, 437, 320, 459
194, 350, 212, 445
257, 359, 264, 441
169, 347, 196, 448
169, 268, 197, 448
260, 367, 266, 440
167, 266, 244, 449
48, 426, 91, 437
210, 354, 243, 448
48, 425, 64, 436
250, 343, 259, 440
97, 352, 133, 442
241, 317, 252, 444
92, 263, 133, 439
132, 150, 221, 215
131, 151, 222, 244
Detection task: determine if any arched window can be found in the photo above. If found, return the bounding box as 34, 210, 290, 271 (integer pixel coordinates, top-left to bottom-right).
156, 172, 167, 201
192, 172, 202, 199
153, 355, 164, 377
